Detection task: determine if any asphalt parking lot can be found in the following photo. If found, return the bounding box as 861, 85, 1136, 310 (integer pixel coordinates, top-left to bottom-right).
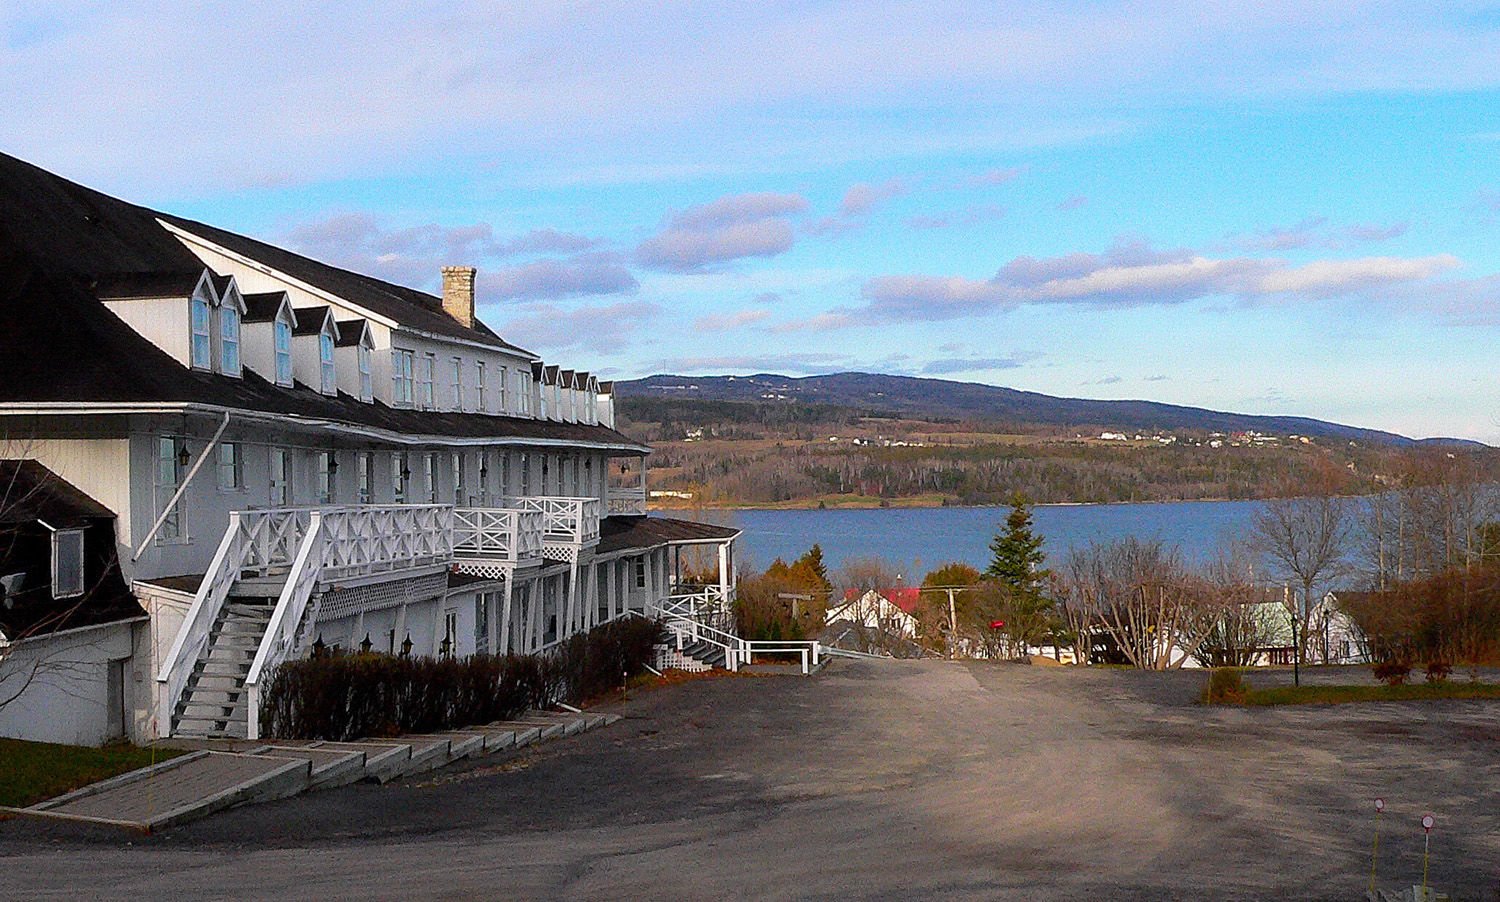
3, 660, 1497, 900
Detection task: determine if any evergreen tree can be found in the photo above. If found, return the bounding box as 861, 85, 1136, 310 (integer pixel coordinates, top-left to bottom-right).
986, 493, 1049, 590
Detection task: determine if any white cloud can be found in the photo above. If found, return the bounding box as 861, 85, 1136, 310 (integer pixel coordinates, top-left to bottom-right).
487, 253, 638, 300
693, 309, 772, 332
496, 300, 659, 353
1255, 255, 1458, 297
636, 192, 806, 272
852, 241, 1464, 323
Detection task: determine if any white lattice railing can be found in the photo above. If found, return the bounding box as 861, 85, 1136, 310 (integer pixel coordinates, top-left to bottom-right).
453, 507, 544, 562
501, 496, 601, 545
155, 508, 314, 731
245, 511, 326, 741
318, 504, 453, 579
605, 487, 647, 516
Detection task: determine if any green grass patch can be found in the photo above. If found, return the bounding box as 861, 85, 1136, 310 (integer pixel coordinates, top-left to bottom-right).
0, 739, 184, 808
1240, 682, 1500, 707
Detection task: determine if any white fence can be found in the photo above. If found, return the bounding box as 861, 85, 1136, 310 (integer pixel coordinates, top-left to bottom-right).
501, 496, 601, 545
453, 507, 544, 562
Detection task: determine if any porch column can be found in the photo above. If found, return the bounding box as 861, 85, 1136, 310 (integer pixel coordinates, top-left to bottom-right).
607, 559, 618, 620
718, 541, 731, 600
565, 560, 580, 636
498, 575, 513, 655
529, 578, 544, 651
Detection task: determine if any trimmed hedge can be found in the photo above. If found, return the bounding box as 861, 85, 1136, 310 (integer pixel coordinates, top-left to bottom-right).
260, 616, 663, 740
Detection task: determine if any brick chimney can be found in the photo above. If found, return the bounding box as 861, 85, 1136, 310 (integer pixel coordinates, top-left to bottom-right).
441, 266, 476, 328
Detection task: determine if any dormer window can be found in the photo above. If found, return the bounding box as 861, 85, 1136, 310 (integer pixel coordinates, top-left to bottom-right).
51, 528, 85, 599
190, 295, 212, 370
220, 304, 241, 376
274, 316, 293, 386
320, 330, 336, 394
358, 343, 373, 402
293, 306, 340, 396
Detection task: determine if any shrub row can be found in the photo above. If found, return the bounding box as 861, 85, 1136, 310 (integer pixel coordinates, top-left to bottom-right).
259, 616, 663, 741
1341, 565, 1500, 682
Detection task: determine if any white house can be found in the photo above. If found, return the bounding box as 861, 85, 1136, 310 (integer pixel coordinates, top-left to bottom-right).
0, 152, 740, 744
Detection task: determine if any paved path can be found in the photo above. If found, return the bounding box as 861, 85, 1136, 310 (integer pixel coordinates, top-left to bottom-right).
2, 662, 1497, 900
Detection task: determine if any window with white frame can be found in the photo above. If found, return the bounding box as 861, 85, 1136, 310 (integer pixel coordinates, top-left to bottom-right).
418, 354, 435, 409
475, 594, 490, 655
358, 343, 373, 402
358, 451, 374, 504
392, 451, 409, 503
477, 451, 490, 504
474, 361, 486, 411
516, 371, 530, 415
585, 389, 596, 424
190, 295, 212, 370
451, 357, 463, 410
319, 328, 336, 394
155, 437, 185, 542
453, 452, 466, 505
220, 304, 241, 376
519, 452, 530, 494
500, 452, 511, 498
216, 441, 243, 491
392, 349, 415, 406
497, 365, 507, 412
316, 451, 336, 504
424, 452, 438, 503
269, 448, 292, 507
274, 315, 294, 386
51, 528, 84, 599
634, 558, 647, 589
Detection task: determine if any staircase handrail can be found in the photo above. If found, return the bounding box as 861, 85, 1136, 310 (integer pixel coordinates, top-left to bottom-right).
243, 510, 326, 741
155, 511, 249, 729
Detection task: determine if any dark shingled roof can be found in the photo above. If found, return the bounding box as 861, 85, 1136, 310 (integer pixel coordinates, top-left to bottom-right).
335, 319, 369, 348
292, 306, 333, 337
92, 270, 202, 301
0, 460, 144, 638
242, 291, 290, 323
156, 211, 533, 356
595, 515, 739, 554
0, 153, 643, 452
0, 460, 115, 526
0, 150, 532, 355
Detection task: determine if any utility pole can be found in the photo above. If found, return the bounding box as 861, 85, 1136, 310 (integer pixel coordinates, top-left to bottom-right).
946, 588, 959, 660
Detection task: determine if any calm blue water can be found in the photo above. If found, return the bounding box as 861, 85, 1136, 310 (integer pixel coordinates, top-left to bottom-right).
697, 500, 1263, 579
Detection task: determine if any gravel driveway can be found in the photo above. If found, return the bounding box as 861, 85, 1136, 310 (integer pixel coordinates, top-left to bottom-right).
2, 660, 1496, 900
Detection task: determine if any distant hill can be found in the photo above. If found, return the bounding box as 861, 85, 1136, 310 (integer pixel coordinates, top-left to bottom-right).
615, 372, 1476, 447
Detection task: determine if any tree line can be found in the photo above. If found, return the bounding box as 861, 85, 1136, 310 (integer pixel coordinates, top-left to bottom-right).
726, 450, 1500, 679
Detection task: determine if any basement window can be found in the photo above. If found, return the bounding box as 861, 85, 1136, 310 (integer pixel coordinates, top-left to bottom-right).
51, 529, 84, 599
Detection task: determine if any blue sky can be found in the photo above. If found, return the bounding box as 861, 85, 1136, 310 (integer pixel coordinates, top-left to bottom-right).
5, 2, 1500, 440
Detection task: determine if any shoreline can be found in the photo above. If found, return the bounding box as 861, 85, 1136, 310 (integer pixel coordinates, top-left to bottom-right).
649, 496, 1260, 513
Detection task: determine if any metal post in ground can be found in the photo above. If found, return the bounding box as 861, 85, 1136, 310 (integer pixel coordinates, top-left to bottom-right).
1420, 814, 1434, 899
1369, 797, 1384, 895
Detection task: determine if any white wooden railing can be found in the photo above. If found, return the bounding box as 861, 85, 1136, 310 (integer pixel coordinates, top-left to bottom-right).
245, 511, 326, 741
606, 487, 647, 516
156, 508, 312, 730
501, 496, 600, 545
453, 507, 544, 562
158, 505, 457, 736
318, 504, 453, 578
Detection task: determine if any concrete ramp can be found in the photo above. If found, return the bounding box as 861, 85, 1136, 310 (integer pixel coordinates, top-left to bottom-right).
15, 751, 309, 832
4, 708, 621, 833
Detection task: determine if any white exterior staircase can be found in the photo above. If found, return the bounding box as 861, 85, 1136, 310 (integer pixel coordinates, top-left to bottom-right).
171, 601, 273, 738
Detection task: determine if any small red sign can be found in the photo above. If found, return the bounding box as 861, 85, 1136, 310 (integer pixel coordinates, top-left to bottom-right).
989, 620, 1006, 630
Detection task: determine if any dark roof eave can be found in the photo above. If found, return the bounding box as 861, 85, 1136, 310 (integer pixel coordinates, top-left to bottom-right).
0, 400, 651, 454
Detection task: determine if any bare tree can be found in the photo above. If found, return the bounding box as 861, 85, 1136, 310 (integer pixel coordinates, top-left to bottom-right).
1251, 482, 1353, 682
1058, 539, 1229, 670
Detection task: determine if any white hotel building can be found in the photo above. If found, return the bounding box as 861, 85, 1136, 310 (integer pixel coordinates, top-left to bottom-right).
0, 153, 738, 745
